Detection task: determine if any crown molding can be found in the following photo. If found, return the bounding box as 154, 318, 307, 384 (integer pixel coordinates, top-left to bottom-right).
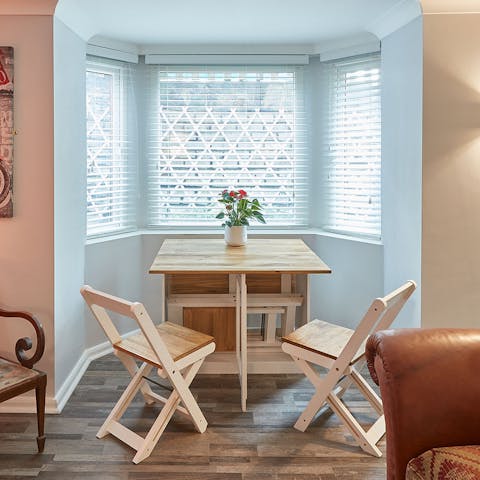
54, 2, 96, 41
368, 0, 422, 39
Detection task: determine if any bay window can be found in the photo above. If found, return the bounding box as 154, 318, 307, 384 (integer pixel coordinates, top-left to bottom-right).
85, 52, 382, 239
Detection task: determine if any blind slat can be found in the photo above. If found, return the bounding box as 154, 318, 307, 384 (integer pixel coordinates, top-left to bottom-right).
322, 53, 382, 239
146, 65, 308, 227
86, 57, 137, 237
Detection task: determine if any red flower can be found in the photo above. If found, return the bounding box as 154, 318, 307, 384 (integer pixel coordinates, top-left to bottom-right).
229, 191, 235, 197
238, 189, 247, 197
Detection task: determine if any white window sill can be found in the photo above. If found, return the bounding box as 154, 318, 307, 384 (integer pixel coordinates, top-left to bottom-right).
86, 227, 382, 246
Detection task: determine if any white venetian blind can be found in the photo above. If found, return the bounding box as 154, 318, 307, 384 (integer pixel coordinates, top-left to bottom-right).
145, 65, 308, 227
86, 57, 136, 237
322, 53, 381, 238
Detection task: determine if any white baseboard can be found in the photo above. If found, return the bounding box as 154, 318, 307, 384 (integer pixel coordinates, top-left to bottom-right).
54, 340, 113, 412
0, 339, 113, 414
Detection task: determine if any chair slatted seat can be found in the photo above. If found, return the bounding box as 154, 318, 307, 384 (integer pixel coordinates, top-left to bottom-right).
114, 321, 215, 365
282, 319, 366, 363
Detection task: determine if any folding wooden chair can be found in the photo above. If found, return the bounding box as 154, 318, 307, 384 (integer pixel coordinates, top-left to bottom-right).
281, 281, 416, 457
80, 285, 215, 464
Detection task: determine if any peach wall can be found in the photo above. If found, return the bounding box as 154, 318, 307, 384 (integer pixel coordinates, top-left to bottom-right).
422, 11, 480, 327
0, 1, 57, 15
0, 15, 55, 396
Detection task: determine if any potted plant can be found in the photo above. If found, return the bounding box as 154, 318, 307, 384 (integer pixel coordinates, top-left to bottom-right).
216, 189, 266, 246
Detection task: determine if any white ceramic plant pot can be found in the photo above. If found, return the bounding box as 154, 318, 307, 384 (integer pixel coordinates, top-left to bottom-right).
224, 226, 247, 246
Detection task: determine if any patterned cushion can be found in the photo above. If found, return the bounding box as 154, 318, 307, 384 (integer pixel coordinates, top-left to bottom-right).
406, 445, 480, 480
0, 357, 38, 390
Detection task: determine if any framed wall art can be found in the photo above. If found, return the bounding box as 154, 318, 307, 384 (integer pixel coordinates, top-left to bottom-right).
0, 47, 13, 218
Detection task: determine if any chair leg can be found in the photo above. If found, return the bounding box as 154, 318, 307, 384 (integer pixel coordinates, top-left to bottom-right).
116, 351, 156, 404
327, 391, 383, 457
281, 305, 296, 336
264, 313, 277, 343
132, 359, 206, 464
290, 356, 340, 432
350, 368, 383, 415
97, 362, 153, 439
35, 374, 47, 453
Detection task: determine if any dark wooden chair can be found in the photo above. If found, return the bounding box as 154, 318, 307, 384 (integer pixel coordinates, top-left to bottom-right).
0, 307, 46, 452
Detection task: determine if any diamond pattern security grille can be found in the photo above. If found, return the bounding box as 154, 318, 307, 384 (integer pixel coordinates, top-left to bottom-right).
86, 60, 135, 237
146, 67, 308, 226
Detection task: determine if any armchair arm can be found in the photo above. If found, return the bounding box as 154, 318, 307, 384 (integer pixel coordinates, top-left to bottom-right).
0, 308, 45, 369
366, 328, 480, 480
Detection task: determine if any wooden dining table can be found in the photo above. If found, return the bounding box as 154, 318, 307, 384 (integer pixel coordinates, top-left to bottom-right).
149, 238, 331, 411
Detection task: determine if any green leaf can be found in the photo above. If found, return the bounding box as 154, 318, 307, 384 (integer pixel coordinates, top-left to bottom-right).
216, 212, 225, 219
252, 211, 266, 223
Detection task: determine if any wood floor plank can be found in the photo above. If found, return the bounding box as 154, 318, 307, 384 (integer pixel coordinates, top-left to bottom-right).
0, 354, 386, 479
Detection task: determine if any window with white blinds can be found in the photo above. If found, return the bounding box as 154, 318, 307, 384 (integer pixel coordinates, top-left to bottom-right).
86, 58, 136, 237
322, 53, 381, 238
145, 66, 308, 227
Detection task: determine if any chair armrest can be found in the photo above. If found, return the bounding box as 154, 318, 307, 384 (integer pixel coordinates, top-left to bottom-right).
0, 308, 45, 369
366, 328, 480, 480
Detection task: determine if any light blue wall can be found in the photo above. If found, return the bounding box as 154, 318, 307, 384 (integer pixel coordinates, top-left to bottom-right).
85, 234, 143, 346
53, 18, 87, 391
307, 234, 383, 329
381, 16, 423, 327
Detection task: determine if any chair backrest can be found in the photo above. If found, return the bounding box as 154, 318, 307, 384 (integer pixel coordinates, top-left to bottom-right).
337, 280, 416, 369
80, 285, 173, 368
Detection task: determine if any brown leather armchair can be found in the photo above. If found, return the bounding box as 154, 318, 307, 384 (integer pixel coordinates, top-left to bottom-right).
366, 328, 480, 480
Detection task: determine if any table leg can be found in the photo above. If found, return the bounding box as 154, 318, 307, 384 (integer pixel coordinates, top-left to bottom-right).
162, 274, 167, 323
240, 273, 247, 411
296, 274, 310, 327
235, 274, 248, 412
235, 275, 241, 375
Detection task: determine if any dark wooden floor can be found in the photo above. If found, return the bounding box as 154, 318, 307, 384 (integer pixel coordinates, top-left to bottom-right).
0, 355, 386, 479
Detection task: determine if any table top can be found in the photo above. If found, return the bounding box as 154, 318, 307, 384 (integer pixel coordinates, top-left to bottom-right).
149, 238, 331, 275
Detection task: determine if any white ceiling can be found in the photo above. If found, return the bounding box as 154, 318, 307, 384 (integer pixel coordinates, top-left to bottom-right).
55, 0, 421, 49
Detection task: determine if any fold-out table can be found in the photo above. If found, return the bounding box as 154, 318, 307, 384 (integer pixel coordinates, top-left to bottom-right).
149, 238, 331, 411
